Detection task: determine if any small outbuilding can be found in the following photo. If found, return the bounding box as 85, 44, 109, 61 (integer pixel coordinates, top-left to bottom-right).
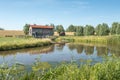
29, 24, 54, 38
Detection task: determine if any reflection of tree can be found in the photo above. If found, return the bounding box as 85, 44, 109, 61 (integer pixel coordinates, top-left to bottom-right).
110, 47, 120, 56
55, 44, 65, 51
76, 44, 84, 54
68, 44, 76, 51
109, 45, 120, 56
110, 50, 120, 56
68, 44, 94, 54
84, 45, 94, 55
96, 47, 108, 56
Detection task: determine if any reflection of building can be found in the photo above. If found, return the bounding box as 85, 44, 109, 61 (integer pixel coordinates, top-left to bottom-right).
29, 24, 54, 38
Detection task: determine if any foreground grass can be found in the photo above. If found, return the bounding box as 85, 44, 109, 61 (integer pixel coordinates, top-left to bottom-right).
0, 56, 120, 80
0, 37, 52, 51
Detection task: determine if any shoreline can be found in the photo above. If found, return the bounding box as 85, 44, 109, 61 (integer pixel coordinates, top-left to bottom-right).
0, 38, 52, 51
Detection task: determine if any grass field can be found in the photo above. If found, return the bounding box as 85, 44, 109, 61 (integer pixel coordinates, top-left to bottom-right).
0, 37, 52, 51
0, 30, 25, 37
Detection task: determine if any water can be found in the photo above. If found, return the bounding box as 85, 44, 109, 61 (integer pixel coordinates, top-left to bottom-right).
0, 43, 120, 66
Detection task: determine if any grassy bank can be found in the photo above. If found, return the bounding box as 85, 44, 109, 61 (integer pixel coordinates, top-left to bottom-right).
0, 37, 52, 51
56, 35, 120, 45
108, 35, 120, 45
0, 56, 120, 80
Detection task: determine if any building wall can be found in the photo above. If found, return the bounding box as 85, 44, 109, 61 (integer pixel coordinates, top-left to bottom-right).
29, 27, 32, 36
31, 28, 53, 37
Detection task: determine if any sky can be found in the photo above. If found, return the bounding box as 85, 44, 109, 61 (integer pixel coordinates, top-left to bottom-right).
0, 0, 120, 30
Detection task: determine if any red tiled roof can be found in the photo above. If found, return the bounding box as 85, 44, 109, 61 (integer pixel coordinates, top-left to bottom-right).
30, 24, 53, 29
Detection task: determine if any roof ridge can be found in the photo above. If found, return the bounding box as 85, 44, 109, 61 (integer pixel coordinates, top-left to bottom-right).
30, 24, 53, 29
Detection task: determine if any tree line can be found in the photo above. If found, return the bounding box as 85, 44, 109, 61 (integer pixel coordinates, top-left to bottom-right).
65, 22, 120, 36
52, 22, 120, 36
23, 22, 120, 36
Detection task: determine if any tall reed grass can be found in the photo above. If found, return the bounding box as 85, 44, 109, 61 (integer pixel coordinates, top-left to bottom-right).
0, 56, 120, 80
0, 37, 52, 51
56, 35, 120, 45
108, 35, 120, 45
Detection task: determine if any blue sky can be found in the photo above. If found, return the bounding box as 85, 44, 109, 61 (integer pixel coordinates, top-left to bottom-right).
0, 0, 120, 30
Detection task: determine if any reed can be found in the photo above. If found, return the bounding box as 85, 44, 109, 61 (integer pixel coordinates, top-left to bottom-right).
0, 37, 52, 51
56, 35, 120, 45
108, 35, 120, 45
0, 56, 120, 80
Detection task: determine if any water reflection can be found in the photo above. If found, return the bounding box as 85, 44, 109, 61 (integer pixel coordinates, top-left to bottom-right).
109, 45, 120, 56
0, 45, 54, 56
55, 44, 65, 51
0, 43, 119, 65
68, 44, 95, 55
67, 43, 120, 56
76, 44, 84, 54
96, 47, 109, 56
0, 44, 119, 57
84, 45, 94, 55
68, 44, 76, 51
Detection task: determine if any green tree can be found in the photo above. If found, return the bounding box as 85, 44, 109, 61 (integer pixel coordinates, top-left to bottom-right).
100, 23, 110, 36
110, 22, 119, 35
66, 24, 76, 32
56, 25, 65, 33
23, 24, 30, 35
95, 24, 101, 36
0, 27, 4, 30
83, 25, 94, 36
116, 23, 120, 35
75, 26, 84, 36
96, 23, 109, 36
